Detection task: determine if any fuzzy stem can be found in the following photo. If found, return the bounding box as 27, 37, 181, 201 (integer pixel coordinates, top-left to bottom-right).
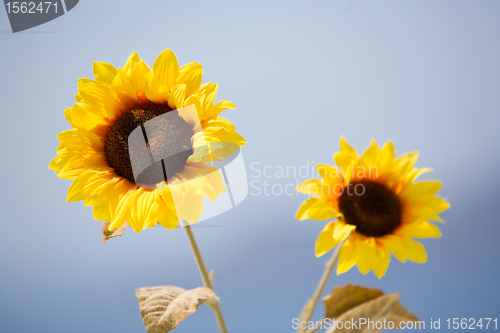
297, 244, 342, 333
184, 222, 228, 333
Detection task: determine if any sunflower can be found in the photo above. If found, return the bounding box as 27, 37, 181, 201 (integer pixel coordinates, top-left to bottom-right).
296, 137, 449, 278
49, 49, 246, 233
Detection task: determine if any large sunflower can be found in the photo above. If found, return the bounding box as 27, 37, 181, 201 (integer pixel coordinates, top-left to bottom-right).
296, 137, 449, 278
49, 49, 246, 233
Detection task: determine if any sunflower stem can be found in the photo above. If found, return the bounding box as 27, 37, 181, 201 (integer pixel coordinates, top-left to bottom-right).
184, 222, 228, 333
297, 244, 342, 333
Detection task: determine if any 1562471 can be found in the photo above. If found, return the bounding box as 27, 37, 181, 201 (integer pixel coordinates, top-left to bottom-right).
5, 2, 58, 14
446, 318, 497, 330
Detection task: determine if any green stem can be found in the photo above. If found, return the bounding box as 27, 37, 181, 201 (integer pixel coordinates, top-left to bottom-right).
297, 244, 342, 333
184, 222, 228, 333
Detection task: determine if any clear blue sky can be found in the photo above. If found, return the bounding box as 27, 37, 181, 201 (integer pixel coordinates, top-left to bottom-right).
1, 1, 499, 332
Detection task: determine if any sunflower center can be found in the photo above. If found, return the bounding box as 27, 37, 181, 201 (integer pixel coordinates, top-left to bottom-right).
338, 179, 402, 237
105, 103, 193, 186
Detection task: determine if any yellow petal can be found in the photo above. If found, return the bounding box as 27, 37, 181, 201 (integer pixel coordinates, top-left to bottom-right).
111, 188, 135, 230
381, 141, 396, 161
168, 181, 204, 223
93, 62, 117, 85
156, 192, 179, 230
332, 221, 356, 243
380, 235, 427, 263
401, 181, 442, 203
49, 156, 67, 173
67, 169, 113, 203
78, 81, 124, 121
102, 179, 136, 227
315, 222, 337, 257
56, 129, 104, 154
296, 197, 318, 221
427, 196, 450, 214
334, 136, 358, 182
199, 82, 218, 113
204, 100, 236, 119
57, 154, 108, 179
354, 236, 377, 274
168, 84, 186, 109
337, 235, 357, 274
145, 71, 170, 104
64, 104, 108, 132
396, 220, 441, 238
127, 59, 151, 101
215, 131, 247, 147
407, 167, 433, 182
183, 94, 204, 120
178, 162, 226, 202
357, 139, 382, 170
177, 62, 203, 97
316, 164, 340, 180
128, 188, 160, 231
202, 117, 237, 136
372, 243, 390, 279
111, 68, 137, 108
153, 49, 179, 88
307, 199, 340, 220
396, 152, 419, 178
296, 179, 322, 195
123, 52, 140, 73
352, 236, 390, 278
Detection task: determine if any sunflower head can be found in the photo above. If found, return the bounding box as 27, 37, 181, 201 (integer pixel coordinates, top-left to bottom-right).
49, 49, 246, 233
296, 137, 449, 278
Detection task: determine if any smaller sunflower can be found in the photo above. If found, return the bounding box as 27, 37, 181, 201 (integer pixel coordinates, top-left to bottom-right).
296, 137, 449, 278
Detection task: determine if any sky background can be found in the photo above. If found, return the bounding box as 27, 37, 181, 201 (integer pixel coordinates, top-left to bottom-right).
1, 0, 500, 332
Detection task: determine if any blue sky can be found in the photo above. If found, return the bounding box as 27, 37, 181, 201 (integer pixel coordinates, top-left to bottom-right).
1, 1, 499, 332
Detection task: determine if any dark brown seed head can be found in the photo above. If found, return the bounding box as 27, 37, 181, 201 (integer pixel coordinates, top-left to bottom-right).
105, 103, 193, 186
338, 179, 402, 237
